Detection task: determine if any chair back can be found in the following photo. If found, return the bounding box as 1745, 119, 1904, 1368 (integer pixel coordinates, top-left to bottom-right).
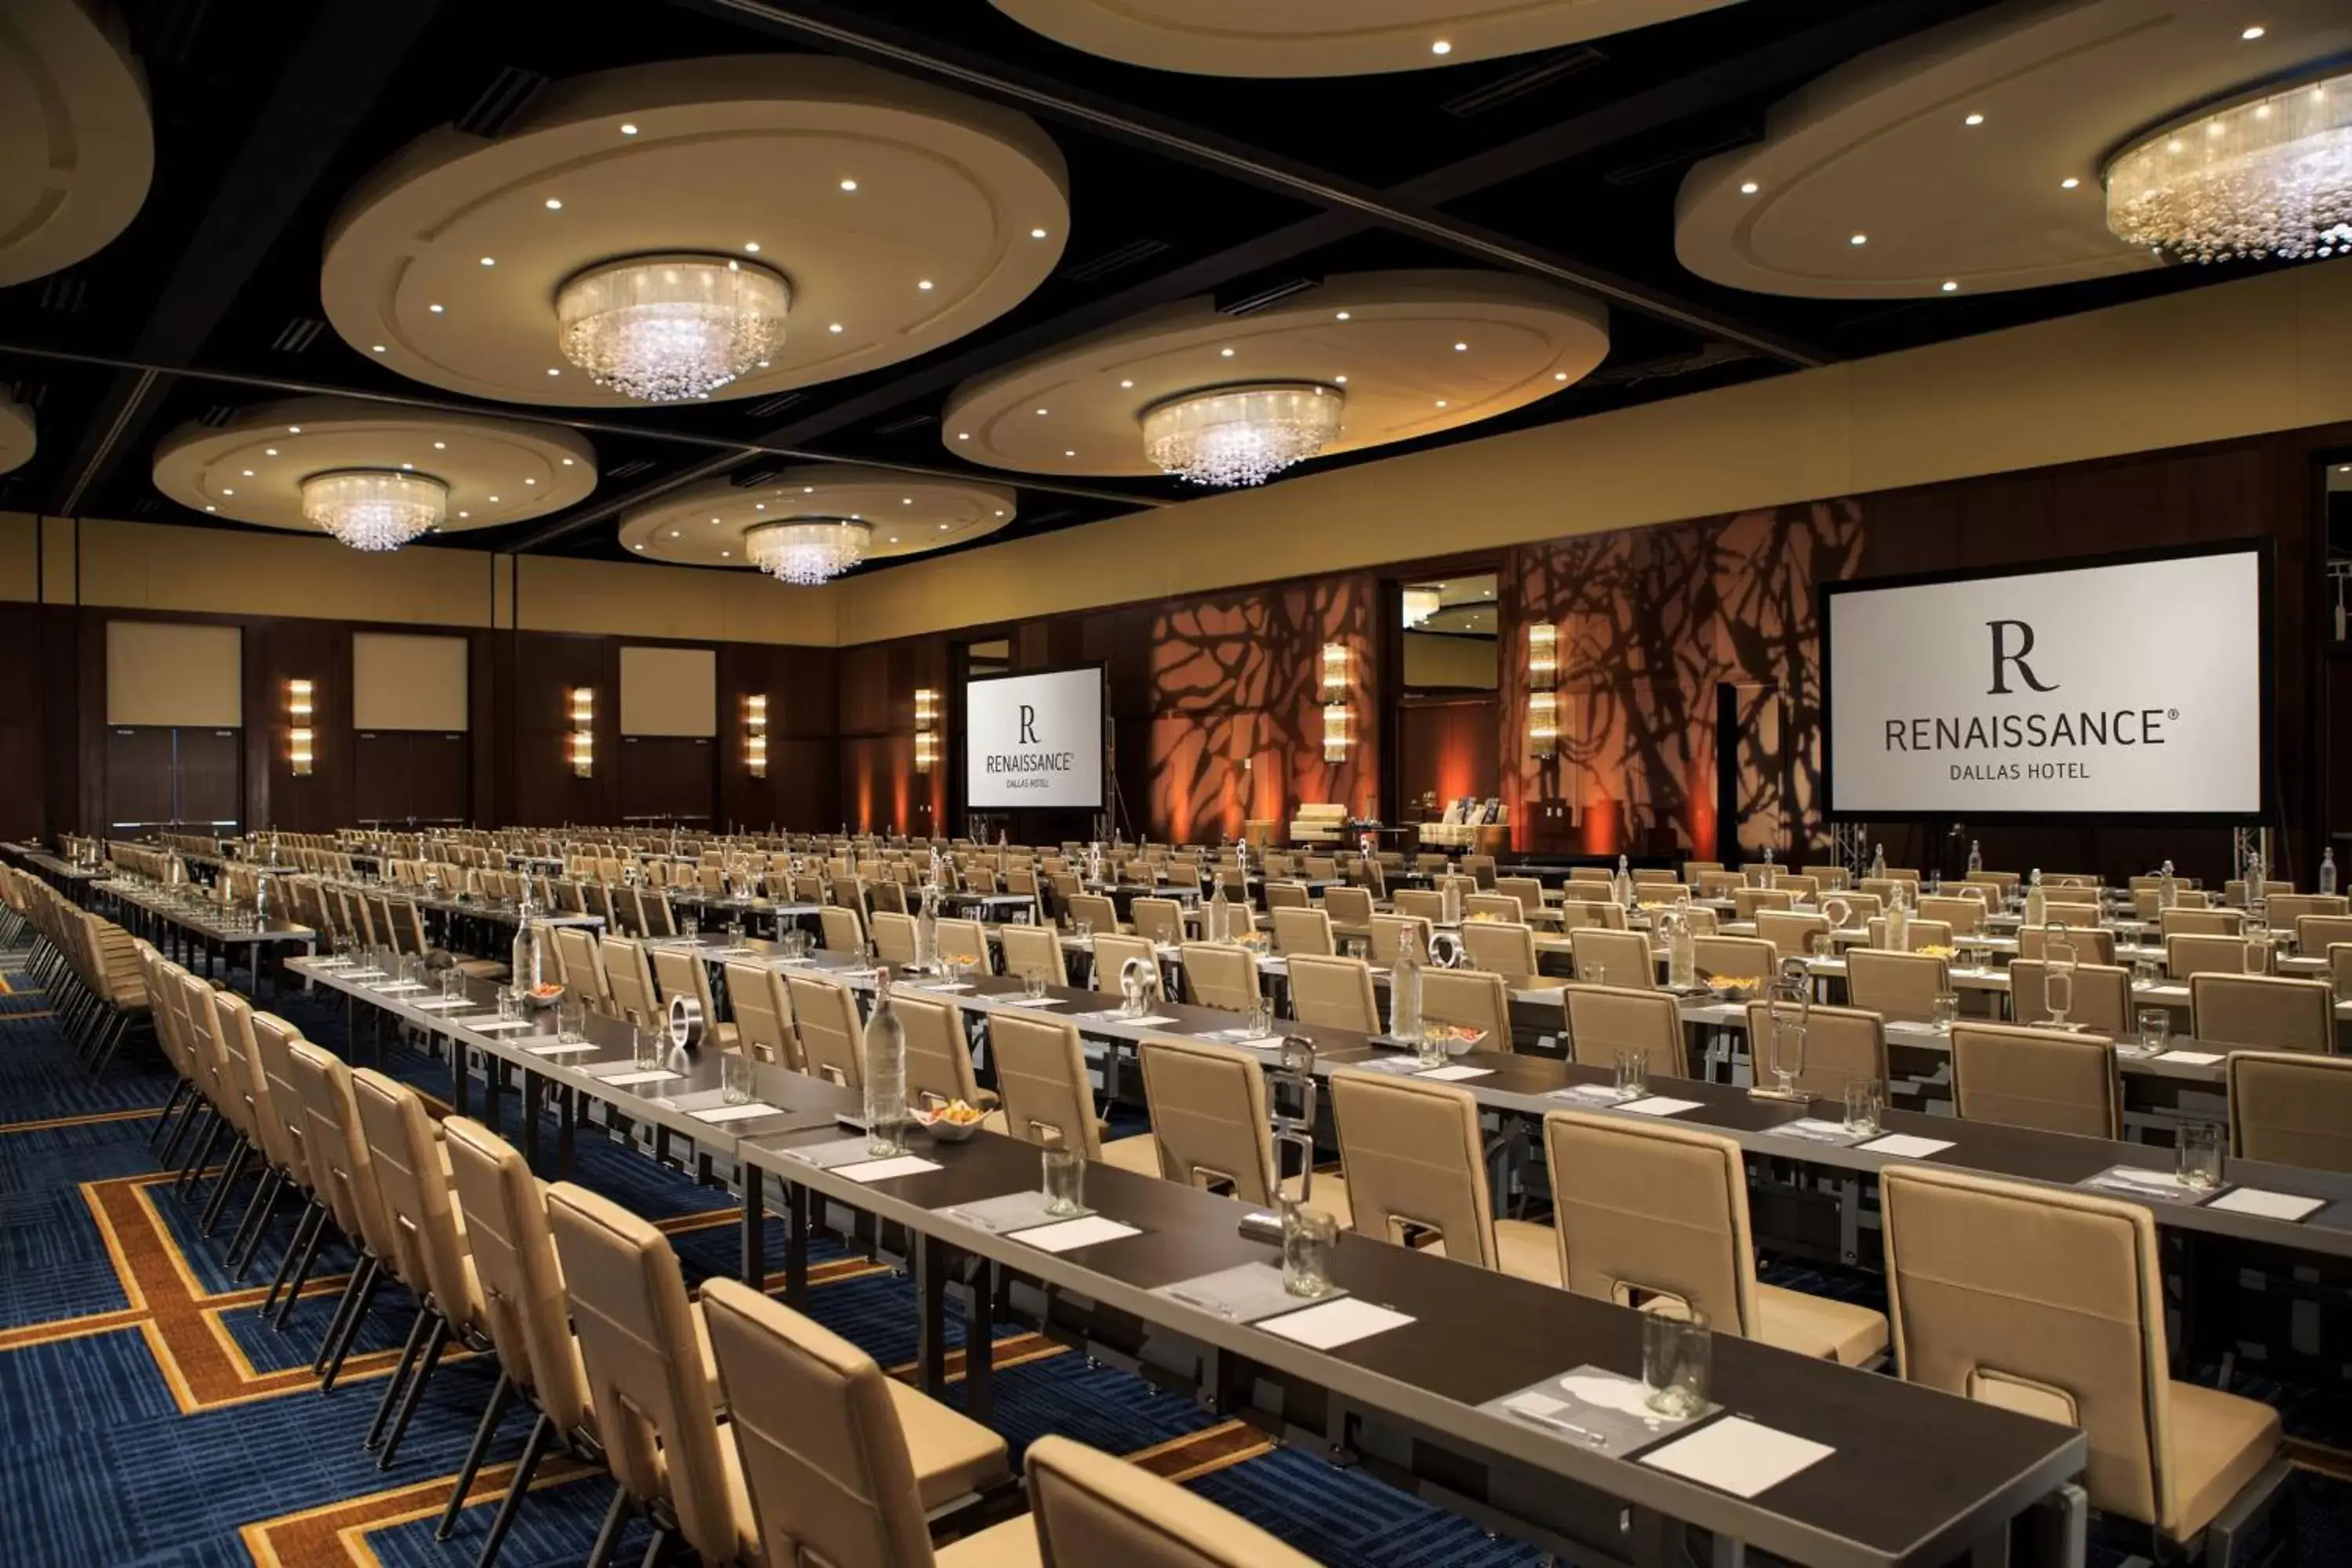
1131, 898, 1186, 945
1563, 982, 1685, 1076
651, 943, 718, 1020
1420, 968, 1510, 1044
545, 1182, 739, 1564
726, 961, 797, 1068
1322, 886, 1373, 932
283, 1039, 394, 1269
1179, 943, 1258, 1011
786, 974, 866, 1087
1846, 949, 1948, 1022
1755, 911, 1830, 964
1740, 1000, 1886, 1098
1693, 935, 1777, 988
1392, 888, 1443, 922
1328, 1070, 1496, 1265
869, 911, 917, 967
249, 1012, 314, 1190
1950, 1022, 2119, 1138
2227, 1051, 2352, 1172
1864, 916, 1954, 953
2009, 960, 2132, 1035
1069, 893, 1121, 933
2017, 924, 2118, 964
1287, 954, 1381, 1033
1368, 913, 1432, 967
818, 904, 865, 952
1000, 924, 1067, 985
441, 1116, 597, 1436
2294, 913, 2352, 958
895, 994, 982, 1110
1270, 906, 1334, 957
2190, 972, 2332, 1054
1458, 920, 1538, 981
2160, 907, 2243, 939
1025, 1435, 1321, 1568
2165, 931, 2259, 979
1543, 1109, 1757, 1333
1137, 1037, 1276, 1205
1915, 895, 1984, 935
554, 925, 612, 1005
601, 935, 662, 1025
1091, 934, 1159, 996
989, 1013, 1101, 1157
1570, 927, 1653, 989
1732, 887, 1794, 920
935, 917, 991, 973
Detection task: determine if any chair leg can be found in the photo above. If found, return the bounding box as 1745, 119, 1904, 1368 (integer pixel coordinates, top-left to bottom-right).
149, 1081, 192, 1148
376, 1313, 452, 1468
312, 1250, 374, 1374
227, 1171, 285, 1280
366, 1305, 434, 1450
262, 1203, 325, 1320
583, 1486, 633, 1568
637, 1526, 673, 1568
176, 1112, 223, 1191
434, 1373, 514, 1538
270, 1207, 332, 1330
470, 1411, 555, 1568
320, 1261, 384, 1392
158, 1094, 203, 1167
201, 1139, 254, 1233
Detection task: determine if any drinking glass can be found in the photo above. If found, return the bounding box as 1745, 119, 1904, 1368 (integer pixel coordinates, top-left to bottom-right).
1250, 997, 1276, 1039
497, 987, 521, 1023
681, 915, 700, 942
1613, 1047, 1648, 1101
724, 919, 745, 949
2133, 955, 2158, 991
1041, 1145, 1086, 1218
721, 1051, 754, 1106
1345, 936, 1369, 962
1641, 1313, 1711, 1419
1930, 991, 1960, 1033
1281, 1201, 1339, 1298
1842, 1076, 1883, 1136
2137, 1007, 2171, 1054
442, 967, 466, 1004
557, 997, 586, 1045
1025, 968, 1051, 1001
2177, 1122, 2224, 1190
1076, 918, 1094, 942
633, 1025, 662, 1072
1414, 1025, 1450, 1068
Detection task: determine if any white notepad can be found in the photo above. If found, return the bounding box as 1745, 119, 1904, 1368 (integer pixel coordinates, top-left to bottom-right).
1640, 1416, 1834, 1497
1617, 1096, 1701, 1117
1417, 1064, 1494, 1082
1007, 1214, 1141, 1253
2156, 1050, 2225, 1066
412, 997, 473, 1011
1010, 996, 1068, 1008
2206, 1187, 2327, 1222
594, 1068, 684, 1087
521, 1041, 598, 1057
835, 1154, 943, 1184
1859, 1133, 1955, 1160
448, 1015, 534, 1033
690, 1102, 787, 1125
1256, 1297, 1415, 1350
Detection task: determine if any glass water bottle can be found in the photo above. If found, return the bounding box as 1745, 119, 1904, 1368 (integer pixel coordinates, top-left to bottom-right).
2323, 848, 2338, 898
862, 973, 908, 1156
1389, 924, 1424, 1042
1966, 840, 1982, 876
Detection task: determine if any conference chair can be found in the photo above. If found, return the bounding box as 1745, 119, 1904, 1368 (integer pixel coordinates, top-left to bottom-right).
786, 974, 866, 1087
726, 960, 799, 1069
2009, 959, 2132, 1035
1270, 905, 1335, 957
1881, 1166, 2287, 1563
1091, 934, 1160, 998
894, 994, 992, 1113
1693, 934, 1777, 986
281, 1040, 406, 1389
1570, 927, 1653, 989
1131, 896, 1187, 946
241, 1012, 321, 1283
2167, 932, 2261, 980
1558, 899, 1629, 931
2042, 902, 2102, 931
819, 903, 866, 953
1069, 892, 1123, 934
2265, 894, 2346, 929
2332, 942, 2352, 1004
1287, 953, 1381, 1033
999, 924, 1068, 986
1864, 916, 1954, 953
1420, 968, 1511, 1046
1949, 1022, 2121, 1139
1494, 877, 1547, 919
2224, 878, 2296, 909
1323, 885, 1374, 940
871, 910, 919, 967
1460, 920, 1555, 987
1028, 1433, 1325, 1568
985, 1012, 1158, 1174
870, 880, 909, 916
1543, 1109, 1887, 1366
651, 946, 738, 1051
1327, 1069, 1557, 1283
1682, 860, 1724, 884
600, 935, 662, 1027
1846, 949, 1947, 1022
1179, 942, 1259, 1013
2227, 1051, 2352, 1173
1464, 892, 1526, 925
1732, 887, 1795, 920
1755, 910, 1831, 964
1135, 1036, 1348, 1225
2190, 973, 2332, 1054
1917, 895, 1986, 936
2018, 924, 2118, 964
1562, 982, 1686, 1078
1392, 888, 1444, 922
1368, 914, 1434, 967
935, 916, 991, 972
2294, 913, 2352, 959
2161, 907, 2244, 940
554, 925, 612, 1010
1740, 1000, 1888, 1099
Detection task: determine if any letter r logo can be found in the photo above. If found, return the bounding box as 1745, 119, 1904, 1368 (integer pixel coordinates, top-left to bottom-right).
1986, 619, 2057, 695
1018, 704, 1037, 745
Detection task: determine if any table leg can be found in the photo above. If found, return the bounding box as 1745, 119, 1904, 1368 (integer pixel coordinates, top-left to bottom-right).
914, 1232, 948, 1397
521, 1069, 542, 1169
741, 1169, 765, 1283
964, 1258, 995, 1422
484, 1056, 503, 1135
452, 1040, 470, 1116
557, 1087, 575, 1180
784, 1181, 809, 1305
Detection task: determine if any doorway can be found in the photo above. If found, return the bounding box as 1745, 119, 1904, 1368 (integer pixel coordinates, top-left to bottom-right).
1393, 574, 1500, 826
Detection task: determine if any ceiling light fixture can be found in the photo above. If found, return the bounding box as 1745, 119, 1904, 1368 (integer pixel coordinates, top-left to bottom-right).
302, 469, 446, 553
1941, 280, 1959, 292
840, 178, 858, 191
746, 517, 869, 585
1430, 39, 1452, 55
545, 198, 563, 210
1849, 233, 1869, 245
2061, 176, 2082, 189
1963, 112, 1985, 126
1739, 180, 1760, 195
2241, 25, 2266, 40
556, 253, 790, 401
1141, 382, 1344, 488
2105, 67, 2352, 262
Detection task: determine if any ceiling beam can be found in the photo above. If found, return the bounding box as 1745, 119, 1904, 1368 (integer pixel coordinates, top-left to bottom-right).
51, 0, 452, 517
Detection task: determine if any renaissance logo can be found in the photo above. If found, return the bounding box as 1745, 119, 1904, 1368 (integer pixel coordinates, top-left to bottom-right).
1877, 619, 2179, 778
983, 703, 1077, 789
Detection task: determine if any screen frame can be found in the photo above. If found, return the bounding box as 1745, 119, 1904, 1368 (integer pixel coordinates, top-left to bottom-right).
961, 661, 1109, 814
1817, 537, 2275, 826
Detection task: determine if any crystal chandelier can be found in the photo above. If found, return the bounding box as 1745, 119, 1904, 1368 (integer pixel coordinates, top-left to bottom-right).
746, 518, 870, 585
2106, 70, 2352, 263
1401, 586, 1441, 627
557, 254, 791, 402
1140, 382, 1345, 487
300, 469, 446, 552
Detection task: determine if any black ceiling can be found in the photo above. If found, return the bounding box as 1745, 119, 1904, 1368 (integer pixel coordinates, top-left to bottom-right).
0, 0, 2321, 572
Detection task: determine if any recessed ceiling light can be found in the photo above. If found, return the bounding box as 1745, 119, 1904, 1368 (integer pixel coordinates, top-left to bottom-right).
1434, 399, 1448, 408
1063, 449, 1075, 457
1334, 375, 1348, 384
545, 198, 563, 210
2241, 25, 2265, 39
827, 322, 844, 333
288, 425, 301, 434
1029, 227, 1047, 239
1739, 180, 1760, 195
670, 528, 681, 537
525, 477, 537, 485
1118, 379, 1133, 389
1941, 280, 1960, 292
633, 543, 644, 550
1454, 341, 1467, 351
840, 178, 858, 191
804, 486, 815, 493
721, 550, 731, 557
887, 537, 897, 545
433, 441, 447, 450
744, 241, 760, 253
900, 497, 913, 505
221, 488, 234, 495
1963, 112, 1985, 126
956, 431, 970, 441
1430, 39, 1452, 55
1219, 347, 1235, 358
1035, 407, 1048, 416
561, 456, 572, 465
1553, 371, 1569, 381
546, 367, 561, 376
939, 523, 949, 530
2061, 176, 2081, 190
241, 468, 255, 477
458, 510, 470, 520
371, 344, 386, 353
917, 279, 934, 291
429, 303, 445, 314
488, 495, 499, 502
1849, 233, 1868, 245
619, 122, 638, 136
1334, 310, 1350, 321
994, 508, 1005, 517
755, 503, 765, 511
479, 256, 495, 267
264, 448, 278, 456
204, 505, 216, 513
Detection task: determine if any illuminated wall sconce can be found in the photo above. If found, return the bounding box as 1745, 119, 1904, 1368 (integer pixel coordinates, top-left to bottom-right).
1527, 690, 1561, 760
1318, 641, 1350, 701
570, 687, 595, 778
745, 693, 769, 779
1526, 621, 1559, 690
288, 679, 315, 776
1322, 702, 1352, 763
913, 686, 938, 774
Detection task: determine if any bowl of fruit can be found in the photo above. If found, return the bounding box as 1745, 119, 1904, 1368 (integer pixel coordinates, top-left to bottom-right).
1704, 974, 1762, 1001
524, 982, 565, 1010
915, 1100, 986, 1142
1434, 1023, 1487, 1056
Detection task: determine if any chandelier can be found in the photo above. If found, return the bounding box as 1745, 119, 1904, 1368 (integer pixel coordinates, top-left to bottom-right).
300, 469, 446, 552
1401, 586, 1441, 627
557, 254, 790, 402
746, 518, 870, 585
1140, 381, 1344, 487
2106, 70, 2352, 263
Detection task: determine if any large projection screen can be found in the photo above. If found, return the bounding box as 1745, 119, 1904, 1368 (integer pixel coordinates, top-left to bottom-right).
965, 666, 1105, 811
1822, 543, 2269, 822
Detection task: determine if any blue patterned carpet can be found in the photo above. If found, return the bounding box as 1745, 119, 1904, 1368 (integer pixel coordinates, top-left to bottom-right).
5, 948, 2346, 1567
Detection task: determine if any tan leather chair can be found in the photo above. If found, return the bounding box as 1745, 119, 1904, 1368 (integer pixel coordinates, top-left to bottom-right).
1916, 895, 1984, 936
2227, 1051, 2352, 1173
243, 1011, 319, 1281
1557, 898, 1628, 931
282, 1039, 403, 1386
987, 1012, 1158, 1174
1270, 906, 1334, 957
1543, 1109, 1886, 1365
2042, 902, 2101, 931
1463, 892, 1524, 924
600, 935, 663, 1027
871, 910, 919, 967
2190, 972, 2332, 1054
1420, 968, 1511, 1046
699, 1276, 1029, 1567
1069, 892, 1123, 934
726, 960, 799, 1069
2332, 942, 2352, 1004
438, 1118, 601, 1566
1755, 910, 1831, 964
2224, 877, 2296, 909
554, 925, 612, 1010
2161, 907, 2244, 940
2264, 893, 2346, 930
2168, 932, 2263, 980
2293, 913, 2352, 959
1563, 982, 1686, 1077
1846, 949, 1948, 1022
1027, 1433, 1319, 1568
1864, 917, 1954, 953
896, 993, 991, 1112
1327, 1069, 1557, 1284
2017, 924, 2118, 964
2009, 959, 2132, 1035
1732, 887, 1795, 920
1570, 927, 1653, 990
1000, 924, 1068, 986
1287, 953, 1381, 1033
1881, 1166, 2284, 1555
1135, 1036, 1348, 1226
1740, 1000, 1886, 1098
1693, 934, 1776, 988
545, 1182, 753, 1565
1493, 877, 1546, 918
1131, 897, 1187, 946
1391, 887, 1443, 922
936, 917, 992, 973
1091, 934, 1160, 998
1178, 942, 1259, 1012
1459, 920, 1552, 986
652, 946, 739, 1051
819, 903, 866, 952
1949, 1022, 2120, 1139
1368, 913, 1433, 967
786, 974, 866, 1087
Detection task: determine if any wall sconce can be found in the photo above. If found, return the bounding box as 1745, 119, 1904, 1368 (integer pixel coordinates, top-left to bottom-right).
1527, 690, 1561, 760
745, 693, 769, 779
1319, 642, 1350, 701
288, 679, 314, 776
913, 686, 938, 774
570, 687, 595, 778
1526, 621, 1559, 690
1322, 702, 1352, 763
